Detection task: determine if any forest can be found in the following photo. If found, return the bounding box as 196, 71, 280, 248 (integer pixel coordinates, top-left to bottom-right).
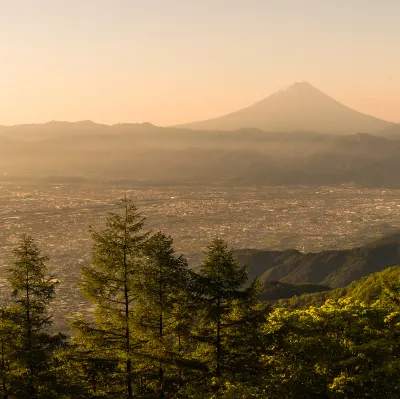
1, 197, 400, 398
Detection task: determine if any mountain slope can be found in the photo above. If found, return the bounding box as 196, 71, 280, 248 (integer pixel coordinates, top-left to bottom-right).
379, 123, 400, 139
234, 233, 400, 289
259, 281, 331, 301
2, 121, 400, 188
178, 82, 394, 134
277, 264, 400, 309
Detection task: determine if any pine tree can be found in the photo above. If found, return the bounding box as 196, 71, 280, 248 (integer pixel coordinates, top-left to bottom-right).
222, 279, 268, 388
192, 238, 249, 393
134, 232, 194, 398
51, 338, 118, 399
7, 234, 64, 399
0, 306, 20, 399
73, 197, 149, 398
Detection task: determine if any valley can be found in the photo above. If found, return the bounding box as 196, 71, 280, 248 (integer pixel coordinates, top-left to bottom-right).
1, 181, 400, 328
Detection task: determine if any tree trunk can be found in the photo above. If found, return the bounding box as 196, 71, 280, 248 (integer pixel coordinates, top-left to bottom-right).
25, 266, 34, 398
216, 294, 221, 379
1, 341, 8, 399
123, 201, 133, 399
159, 264, 164, 399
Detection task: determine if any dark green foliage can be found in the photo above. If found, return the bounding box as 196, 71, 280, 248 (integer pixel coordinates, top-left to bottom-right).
259, 281, 331, 301
3, 202, 400, 398
4, 234, 65, 398
72, 197, 149, 398
0, 306, 20, 398
221, 280, 268, 388
234, 233, 400, 289
195, 238, 248, 377
190, 239, 268, 396
134, 232, 194, 397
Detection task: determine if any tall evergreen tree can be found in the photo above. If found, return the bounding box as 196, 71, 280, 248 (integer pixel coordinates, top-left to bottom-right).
0, 306, 20, 399
7, 234, 64, 399
222, 279, 268, 387
192, 238, 250, 393
51, 339, 118, 399
73, 197, 149, 398
135, 232, 193, 398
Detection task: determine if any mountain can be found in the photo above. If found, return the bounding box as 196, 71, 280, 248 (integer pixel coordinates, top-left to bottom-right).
2, 120, 400, 188
379, 123, 400, 139
234, 233, 400, 289
259, 281, 331, 301
277, 264, 400, 309
178, 82, 394, 134
0, 120, 115, 141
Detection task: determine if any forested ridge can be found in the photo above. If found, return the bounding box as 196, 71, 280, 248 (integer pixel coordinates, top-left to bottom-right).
234, 233, 400, 289
1, 198, 400, 398
3, 122, 400, 189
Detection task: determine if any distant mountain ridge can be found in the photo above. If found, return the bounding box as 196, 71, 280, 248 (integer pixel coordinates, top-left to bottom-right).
234, 233, 400, 289
178, 82, 394, 134
0, 121, 159, 141
277, 264, 400, 309
2, 120, 400, 188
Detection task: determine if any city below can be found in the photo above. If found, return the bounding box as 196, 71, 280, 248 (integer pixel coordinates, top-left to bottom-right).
1, 181, 400, 329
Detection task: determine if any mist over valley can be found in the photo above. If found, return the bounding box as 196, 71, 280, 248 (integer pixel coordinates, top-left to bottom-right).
1, 83, 400, 188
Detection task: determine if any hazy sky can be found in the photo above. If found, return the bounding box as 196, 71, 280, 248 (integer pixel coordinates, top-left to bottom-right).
1, 0, 400, 125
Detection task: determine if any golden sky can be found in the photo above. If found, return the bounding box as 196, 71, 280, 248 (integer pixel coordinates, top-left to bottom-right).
1, 0, 400, 125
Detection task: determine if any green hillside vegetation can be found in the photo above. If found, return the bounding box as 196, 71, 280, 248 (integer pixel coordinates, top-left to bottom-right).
259, 281, 331, 301
234, 232, 400, 289
278, 264, 400, 309
1, 199, 400, 397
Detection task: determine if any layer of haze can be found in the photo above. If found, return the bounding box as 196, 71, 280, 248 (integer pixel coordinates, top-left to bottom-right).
1, 0, 400, 125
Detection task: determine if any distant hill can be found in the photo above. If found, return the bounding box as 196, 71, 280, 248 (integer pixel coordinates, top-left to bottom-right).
379, 124, 400, 139
277, 264, 400, 309
2, 121, 400, 188
259, 281, 331, 301
234, 233, 400, 289
178, 82, 394, 134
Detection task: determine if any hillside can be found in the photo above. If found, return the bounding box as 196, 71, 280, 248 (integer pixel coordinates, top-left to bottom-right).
379, 124, 400, 138
2, 121, 400, 188
259, 281, 331, 301
235, 233, 400, 289
178, 82, 394, 134
277, 264, 400, 309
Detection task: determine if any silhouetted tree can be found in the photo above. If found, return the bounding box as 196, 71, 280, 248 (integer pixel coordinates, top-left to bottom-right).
73, 197, 149, 398
134, 232, 194, 397
7, 234, 65, 398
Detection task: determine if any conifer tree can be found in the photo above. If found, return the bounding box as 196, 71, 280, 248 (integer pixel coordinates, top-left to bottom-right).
51, 339, 118, 399
134, 232, 193, 398
222, 279, 268, 387
0, 306, 20, 399
73, 197, 149, 398
7, 234, 64, 399
192, 238, 249, 393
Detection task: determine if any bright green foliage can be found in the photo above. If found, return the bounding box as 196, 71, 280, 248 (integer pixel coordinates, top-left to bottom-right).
6, 234, 65, 398
4, 203, 400, 398
263, 299, 400, 398
72, 197, 149, 398
212, 381, 265, 398
278, 264, 400, 310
